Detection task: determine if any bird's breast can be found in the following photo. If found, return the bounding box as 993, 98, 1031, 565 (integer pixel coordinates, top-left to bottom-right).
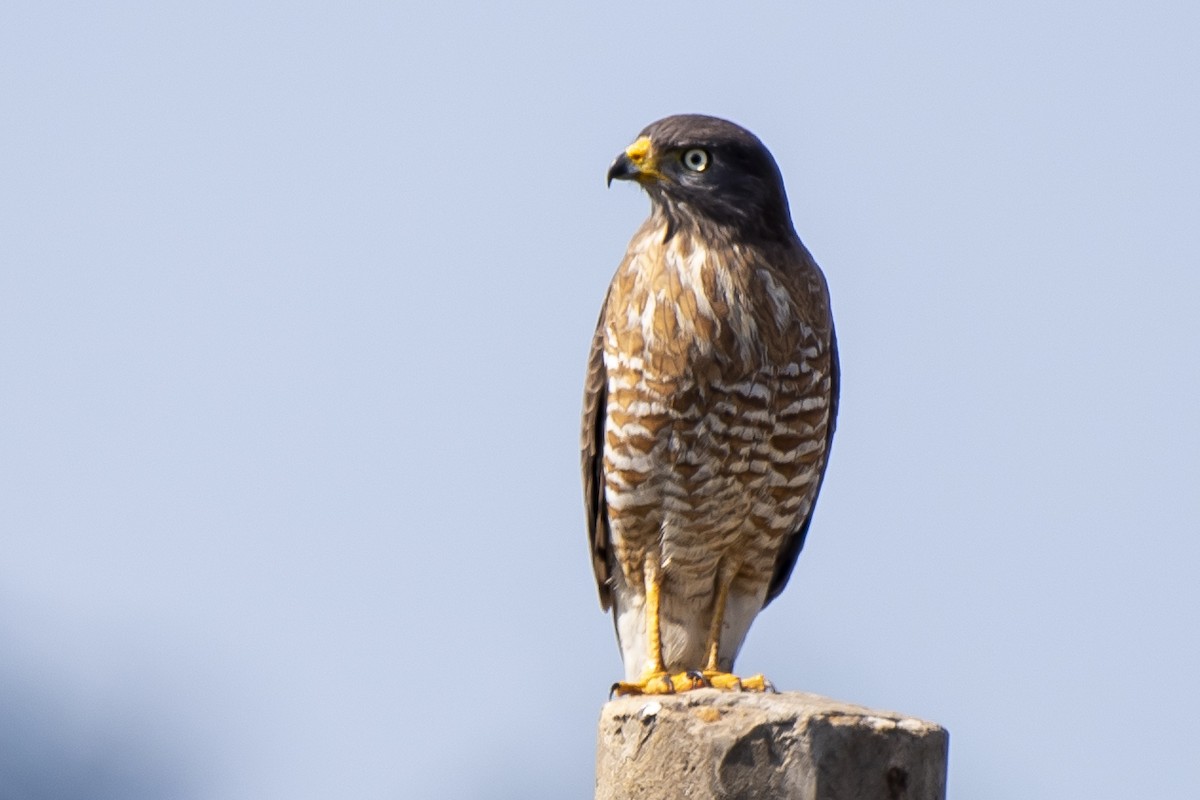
600, 224, 834, 586
604, 224, 819, 384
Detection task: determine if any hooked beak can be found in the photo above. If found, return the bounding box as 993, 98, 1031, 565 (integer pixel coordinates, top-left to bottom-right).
606, 136, 659, 187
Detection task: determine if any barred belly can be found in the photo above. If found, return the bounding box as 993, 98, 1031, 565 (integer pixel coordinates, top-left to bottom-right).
602, 364, 830, 677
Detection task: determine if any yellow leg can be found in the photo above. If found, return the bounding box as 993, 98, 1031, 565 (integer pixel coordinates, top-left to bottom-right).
646, 561, 665, 675
609, 559, 774, 696
700, 567, 771, 693
703, 573, 730, 673
611, 559, 705, 696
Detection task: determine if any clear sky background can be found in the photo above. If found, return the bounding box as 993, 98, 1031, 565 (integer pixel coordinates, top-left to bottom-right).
2, 2, 1198, 798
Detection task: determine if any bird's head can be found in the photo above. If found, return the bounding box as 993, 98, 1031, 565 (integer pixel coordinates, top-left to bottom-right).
607, 114, 795, 242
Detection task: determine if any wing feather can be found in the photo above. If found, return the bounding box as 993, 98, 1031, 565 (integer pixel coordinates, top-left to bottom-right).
764, 321, 839, 607
581, 299, 613, 610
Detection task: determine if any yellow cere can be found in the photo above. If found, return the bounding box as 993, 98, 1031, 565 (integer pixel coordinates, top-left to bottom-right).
624, 136, 653, 166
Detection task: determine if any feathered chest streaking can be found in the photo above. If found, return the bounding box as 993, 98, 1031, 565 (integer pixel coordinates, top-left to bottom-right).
602, 220, 828, 389
598, 221, 835, 583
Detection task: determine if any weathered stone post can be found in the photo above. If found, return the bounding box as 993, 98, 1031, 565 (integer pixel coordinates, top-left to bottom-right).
595, 690, 948, 800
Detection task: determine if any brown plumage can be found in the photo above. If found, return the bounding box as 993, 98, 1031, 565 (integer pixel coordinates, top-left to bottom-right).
582, 114, 838, 694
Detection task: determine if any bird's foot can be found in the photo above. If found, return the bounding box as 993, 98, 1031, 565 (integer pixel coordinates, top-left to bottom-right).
610, 670, 709, 697
610, 669, 777, 696
700, 670, 776, 692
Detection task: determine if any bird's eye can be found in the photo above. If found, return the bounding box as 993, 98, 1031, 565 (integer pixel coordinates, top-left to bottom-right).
681, 148, 710, 172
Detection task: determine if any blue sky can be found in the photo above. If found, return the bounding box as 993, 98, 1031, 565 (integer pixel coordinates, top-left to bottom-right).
3, 2, 1198, 798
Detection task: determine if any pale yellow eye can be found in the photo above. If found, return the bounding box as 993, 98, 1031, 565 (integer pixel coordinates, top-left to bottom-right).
682, 148, 710, 172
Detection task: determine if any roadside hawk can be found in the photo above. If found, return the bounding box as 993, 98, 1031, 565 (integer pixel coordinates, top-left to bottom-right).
582, 114, 838, 695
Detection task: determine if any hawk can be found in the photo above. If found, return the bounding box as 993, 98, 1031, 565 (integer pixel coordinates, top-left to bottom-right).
582, 115, 838, 695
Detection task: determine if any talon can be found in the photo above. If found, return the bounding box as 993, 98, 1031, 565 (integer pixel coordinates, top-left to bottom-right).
700, 670, 774, 692
685, 669, 710, 688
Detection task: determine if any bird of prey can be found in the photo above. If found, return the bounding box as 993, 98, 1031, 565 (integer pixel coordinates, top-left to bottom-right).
582, 114, 838, 696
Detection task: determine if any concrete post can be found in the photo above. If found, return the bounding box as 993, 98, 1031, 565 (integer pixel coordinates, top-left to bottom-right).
595, 690, 948, 800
